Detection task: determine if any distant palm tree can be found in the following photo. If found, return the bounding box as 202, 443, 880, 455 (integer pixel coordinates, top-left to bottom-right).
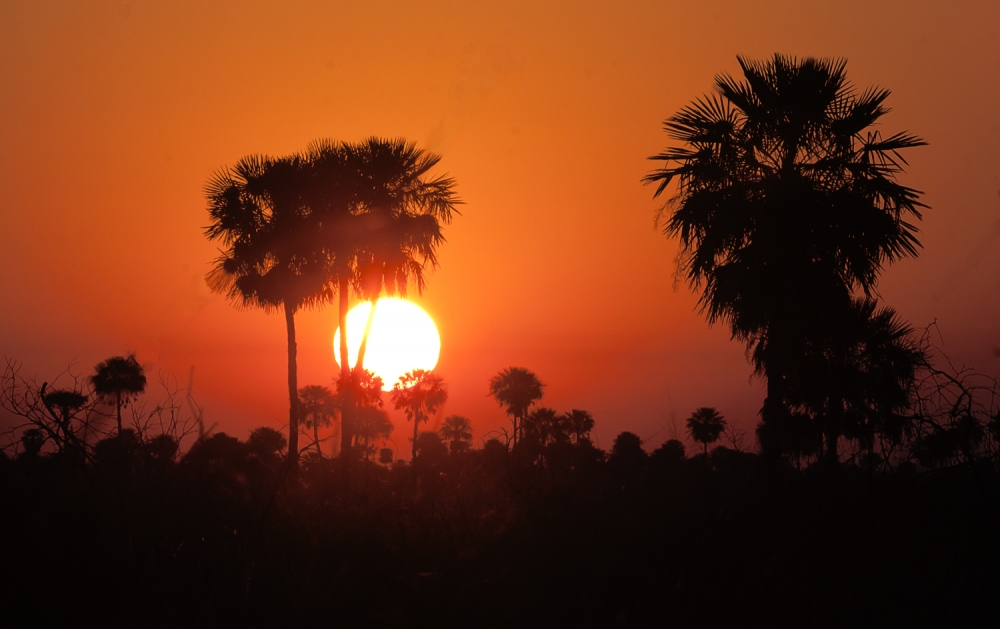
205, 154, 333, 466
687, 407, 727, 456
90, 355, 146, 436
391, 369, 447, 466
440, 415, 473, 454
41, 387, 87, 436
298, 385, 337, 459
645, 54, 926, 456
489, 367, 543, 448
563, 409, 595, 444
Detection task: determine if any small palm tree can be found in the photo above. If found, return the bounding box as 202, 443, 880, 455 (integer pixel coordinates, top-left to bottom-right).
298, 385, 337, 459
489, 367, 543, 448
391, 369, 447, 466
687, 407, 727, 456
90, 355, 146, 435
563, 409, 595, 444
440, 415, 473, 454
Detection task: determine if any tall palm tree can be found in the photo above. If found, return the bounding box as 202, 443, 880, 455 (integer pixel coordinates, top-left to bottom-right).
303, 138, 460, 455
390, 369, 447, 466
205, 154, 333, 466
489, 367, 543, 449
90, 355, 146, 436
687, 407, 727, 457
644, 54, 926, 454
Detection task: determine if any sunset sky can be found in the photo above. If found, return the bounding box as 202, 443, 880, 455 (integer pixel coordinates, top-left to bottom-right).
2, 0, 998, 454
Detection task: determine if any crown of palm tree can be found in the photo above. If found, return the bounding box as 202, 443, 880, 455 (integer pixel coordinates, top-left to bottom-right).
644, 54, 926, 344
489, 367, 544, 419
90, 355, 146, 399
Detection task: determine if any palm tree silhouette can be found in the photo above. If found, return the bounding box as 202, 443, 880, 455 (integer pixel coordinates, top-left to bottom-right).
205, 153, 333, 466
784, 299, 924, 463
390, 369, 447, 467
563, 409, 595, 444
90, 355, 146, 436
298, 385, 337, 459
303, 138, 459, 455
440, 415, 473, 454
645, 54, 926, 454
686, 407, 727, 457
489, 367, 543, 449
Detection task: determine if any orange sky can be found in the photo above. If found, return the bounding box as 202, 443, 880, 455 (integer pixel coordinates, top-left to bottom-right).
2, 0, 999, 454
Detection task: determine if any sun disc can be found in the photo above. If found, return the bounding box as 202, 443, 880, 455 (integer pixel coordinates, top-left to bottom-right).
333, 298, 441, 390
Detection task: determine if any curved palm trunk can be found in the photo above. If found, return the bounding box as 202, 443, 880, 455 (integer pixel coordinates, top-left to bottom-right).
285, 302, 300, 467
355, 298, 379, 375
339, 278, 354, 457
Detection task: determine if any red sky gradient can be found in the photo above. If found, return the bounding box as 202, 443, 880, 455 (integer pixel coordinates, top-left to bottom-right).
2, 0, 999, 454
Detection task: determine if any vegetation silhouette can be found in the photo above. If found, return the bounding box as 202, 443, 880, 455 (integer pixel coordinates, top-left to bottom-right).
489, 367, 544, 449
645, 54, 926, 461
686, 406, 726, 456
205, 138, 459, 467
8, 54, 1000, 627
391, 369, 447, 474
91, 354, 147, 436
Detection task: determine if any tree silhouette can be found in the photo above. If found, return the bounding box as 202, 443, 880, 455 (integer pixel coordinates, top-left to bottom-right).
489, 367, 543, 448
687, 407, 727, 456
303, 138, 459, 455
645, 54, 926, 457
90, 355, 146, 436
563, 409, 595, 444
298, 385, 337, 459
40, 386, 88, 452
391, 369, 447, 466
205, 154, 332, 467
784, 299, 924, 463
440, 415, 473, 454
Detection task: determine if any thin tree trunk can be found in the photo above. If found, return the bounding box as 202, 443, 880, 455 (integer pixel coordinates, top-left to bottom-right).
355, 298, 378, 376
116, 391, 122, 435
412, 413, 421, 490
314, 424, 322, 459
339, 278, 353, 457
285, 302, 300, 468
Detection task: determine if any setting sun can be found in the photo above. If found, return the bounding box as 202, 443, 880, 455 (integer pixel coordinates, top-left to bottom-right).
333, 298, 441, 390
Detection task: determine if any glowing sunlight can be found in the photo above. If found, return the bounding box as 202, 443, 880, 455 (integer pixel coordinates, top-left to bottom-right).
333, 298, 441, 389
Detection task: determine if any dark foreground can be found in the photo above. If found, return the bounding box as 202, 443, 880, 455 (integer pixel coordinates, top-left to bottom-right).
3, 435, 998, 627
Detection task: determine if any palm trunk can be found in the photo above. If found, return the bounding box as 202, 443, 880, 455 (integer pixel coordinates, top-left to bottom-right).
355, 298, 378, 376
314, 423, 322, 459
115, 391, 122, 435
285, 302, 300, 468
339, 278, 354, 457
412, 413, 421, 489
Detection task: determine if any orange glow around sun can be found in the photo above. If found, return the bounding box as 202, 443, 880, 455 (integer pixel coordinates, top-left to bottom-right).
333, 298, 441, 390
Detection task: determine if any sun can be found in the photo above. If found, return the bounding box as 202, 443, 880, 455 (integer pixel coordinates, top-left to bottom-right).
333, 298, 441, 390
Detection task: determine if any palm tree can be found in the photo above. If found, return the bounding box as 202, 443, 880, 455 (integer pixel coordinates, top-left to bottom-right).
784, 299, 925, 463
390, 369, 448, 466
298, 385, 337, 459
687, 407, 727, 456
90, 355, 147, 436
489, 367, 543, 448
303, 138, 460, 454
440, 415, 473, 454
563, 409, 595, 444
205, 154, 333, 466
644, 54, 926, 454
